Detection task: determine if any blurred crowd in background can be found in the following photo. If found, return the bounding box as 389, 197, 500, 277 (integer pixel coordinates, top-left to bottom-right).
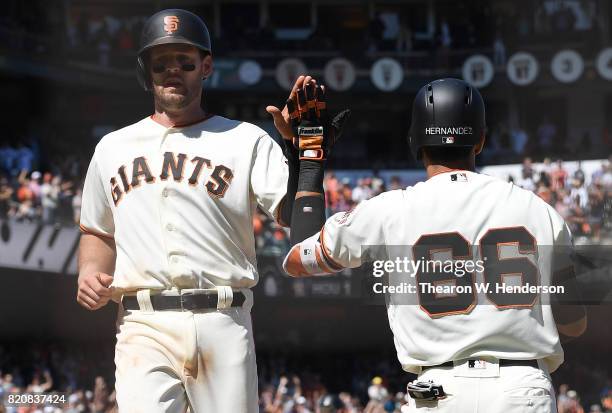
1, 343, 611, 413
510, 156, 612, 242
1, 0, 604, 67
480, 119, 610, 165
0, 140, 84, 227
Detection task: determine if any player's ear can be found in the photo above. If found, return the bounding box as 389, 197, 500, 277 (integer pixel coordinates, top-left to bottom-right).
201, 54, 213, 80
474, 133, 486, 155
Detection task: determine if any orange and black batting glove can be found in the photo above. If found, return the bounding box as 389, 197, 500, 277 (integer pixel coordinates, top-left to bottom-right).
287, 81, 350, 161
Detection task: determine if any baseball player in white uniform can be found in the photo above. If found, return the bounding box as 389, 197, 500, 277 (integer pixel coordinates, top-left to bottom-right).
283, 79, 586, 413
76, 9, 348, 413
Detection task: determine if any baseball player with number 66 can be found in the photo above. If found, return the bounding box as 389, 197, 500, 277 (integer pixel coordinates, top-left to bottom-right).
284, 78, 587, 413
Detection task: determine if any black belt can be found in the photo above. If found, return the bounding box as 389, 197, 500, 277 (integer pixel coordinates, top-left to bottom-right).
422, 359, 539, 371
122, 291, 246, 311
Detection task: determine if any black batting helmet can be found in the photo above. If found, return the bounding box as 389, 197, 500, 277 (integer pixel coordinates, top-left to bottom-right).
408, 78, 486, 160
136, 9, 212, 91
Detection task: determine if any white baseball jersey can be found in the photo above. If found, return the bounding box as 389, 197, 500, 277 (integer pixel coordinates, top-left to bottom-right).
285, 170, 569, 374
80, 115, 288, 298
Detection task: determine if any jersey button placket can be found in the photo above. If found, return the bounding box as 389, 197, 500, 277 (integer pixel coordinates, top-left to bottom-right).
160, 129, 179, 268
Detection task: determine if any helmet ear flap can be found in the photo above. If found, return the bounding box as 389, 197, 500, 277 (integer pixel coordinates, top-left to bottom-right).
136, 55, 151, 91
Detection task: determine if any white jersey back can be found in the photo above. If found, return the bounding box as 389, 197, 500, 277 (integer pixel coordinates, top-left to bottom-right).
321, 170, 568, 373
80, 115, 288, 297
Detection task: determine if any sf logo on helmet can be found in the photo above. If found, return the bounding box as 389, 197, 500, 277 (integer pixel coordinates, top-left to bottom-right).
163, 16, 179, 34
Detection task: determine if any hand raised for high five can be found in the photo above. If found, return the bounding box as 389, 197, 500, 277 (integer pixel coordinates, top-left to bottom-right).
267, 75, 350, 161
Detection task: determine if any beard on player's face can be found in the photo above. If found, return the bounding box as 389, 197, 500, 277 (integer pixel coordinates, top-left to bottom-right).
149, 45, 208, 111
154, 81, 200, 110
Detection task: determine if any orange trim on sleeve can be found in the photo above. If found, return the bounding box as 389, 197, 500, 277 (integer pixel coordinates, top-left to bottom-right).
79, 224, 114, 240
319, 229, 344, 271
315, 246, 335, 274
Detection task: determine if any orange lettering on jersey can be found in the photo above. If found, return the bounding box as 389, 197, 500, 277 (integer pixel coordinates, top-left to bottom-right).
131, 157, 156, 188
110, 177, 123, 206
110, 154, 235, 207
206, 165, 234, 198
160, 152, 187, 182
188, 156, 212, 186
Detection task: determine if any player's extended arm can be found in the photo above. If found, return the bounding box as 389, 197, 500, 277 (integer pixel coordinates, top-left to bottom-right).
284, 190, 382, 277
77, 233, 116, 311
